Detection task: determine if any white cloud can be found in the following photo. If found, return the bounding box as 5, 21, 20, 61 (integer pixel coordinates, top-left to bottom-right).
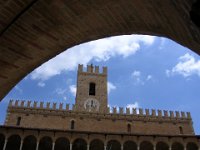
131, 70, 144, 85
166, 53, 200, 77
131, 71, 153, 84
107, 82, 116, 94
69, 85, 77, 96
146, 75, 152, 81
159, 37, 166, 50
14, 86, 23, 94
126, 102, 139, 109
37, 82, 45, 87
30, 35, 155, 81
55, 88, 67, 95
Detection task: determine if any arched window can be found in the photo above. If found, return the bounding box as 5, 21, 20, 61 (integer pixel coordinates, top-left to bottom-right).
16, 117, 21, 126
89, 83, 96, 96
71, 120, 75, 130
127, 124, 131, 132
179, 126, 183, 134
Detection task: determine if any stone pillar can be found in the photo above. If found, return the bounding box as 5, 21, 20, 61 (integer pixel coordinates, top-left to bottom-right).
36, 141, 39, 150
87, 144, 90, 150
52, 142, 55, 150
121, 145, 123, 150
169, 146, 172, 150
20, 140, 23, 150
104, 145, 107, 150
153, 145, 156, 150
3, 139, 7, 150
70, 143, 72, 150
137, 145, 140, 150
184, 145, 187, 150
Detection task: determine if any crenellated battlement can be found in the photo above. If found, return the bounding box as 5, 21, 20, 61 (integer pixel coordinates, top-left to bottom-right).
8, 100, 191, 120
78, 64, 107, 74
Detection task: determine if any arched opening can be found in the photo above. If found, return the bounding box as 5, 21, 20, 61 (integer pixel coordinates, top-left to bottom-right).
73, 138, 87, 150
127, 124, 131, 133
156, 141, 169, 150
39, 136, 52, 150
55, 137, 70, 150
124, 141, 137, 150
6, 134, 21, 150
172, 142, 184, 150
107, 140, 121, 150
90, 139, 104, 150
187, 142, 198, 150
179, 127, 183, 134
89, 83, 96, 96
16, 117, 21, 126
0, 134, 5, 150
140, 141, 153, 150
71, 120, 75, 130
22, 135, 37, 150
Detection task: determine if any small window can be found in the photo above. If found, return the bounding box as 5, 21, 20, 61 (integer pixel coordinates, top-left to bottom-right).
16, 117, 21, 126
89, 83, 96, 95
127, 124, 131, 132
71, 120, 75, 129
179, 126, 183, 134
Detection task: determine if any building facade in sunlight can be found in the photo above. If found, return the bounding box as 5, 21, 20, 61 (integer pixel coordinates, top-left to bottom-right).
0, 64, 199, 150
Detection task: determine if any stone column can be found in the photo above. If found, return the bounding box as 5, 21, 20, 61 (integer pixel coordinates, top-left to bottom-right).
87, 144, 90, 150
70, 143, 72, 150
121, 145, 123, 150
36, 141, 39, 150
153, 145, 156, 150
137, 145, 140, 150
169, 146, 172, 150
52, 142, 55, 150
3, 139, 7, 150
104, 145, 107, 150
184, 145, 187, 150
19, 140, 23, 150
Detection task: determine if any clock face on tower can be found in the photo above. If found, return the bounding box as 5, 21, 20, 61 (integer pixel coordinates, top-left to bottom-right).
84, 98, 100, 111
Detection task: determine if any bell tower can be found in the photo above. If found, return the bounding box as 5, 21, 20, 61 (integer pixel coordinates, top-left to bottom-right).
75, 64, 108, 113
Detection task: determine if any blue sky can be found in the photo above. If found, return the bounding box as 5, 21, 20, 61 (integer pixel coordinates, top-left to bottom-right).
1, 35, 200, 134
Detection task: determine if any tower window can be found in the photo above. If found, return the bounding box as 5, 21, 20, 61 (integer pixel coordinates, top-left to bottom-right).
16, 117, 21, 126
71, 120, 75, 129
89, 83, 96, 95
179, 126, 183, 134
127, 124, 131, 132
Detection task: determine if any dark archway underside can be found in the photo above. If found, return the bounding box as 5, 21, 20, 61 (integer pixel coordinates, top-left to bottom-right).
0, 0, 200, 100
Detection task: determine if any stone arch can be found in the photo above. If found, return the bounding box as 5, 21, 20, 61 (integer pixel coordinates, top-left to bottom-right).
171, 142, 184, 150
107, 140, 121, 150
140, 141, 153, 150
123, 140, 137, 150
6, 134, 21, 150
73, 138, 87, 150
55, 137, 70, 150
22, 135, 37, 150
187, 142, 198, 150
156, 141, 169, 150
39, 136, 53, 150
0, 133, 5, 150
90, 139, 104, 150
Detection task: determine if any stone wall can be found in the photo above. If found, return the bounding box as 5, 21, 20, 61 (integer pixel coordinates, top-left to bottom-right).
5, 100, 194, 135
